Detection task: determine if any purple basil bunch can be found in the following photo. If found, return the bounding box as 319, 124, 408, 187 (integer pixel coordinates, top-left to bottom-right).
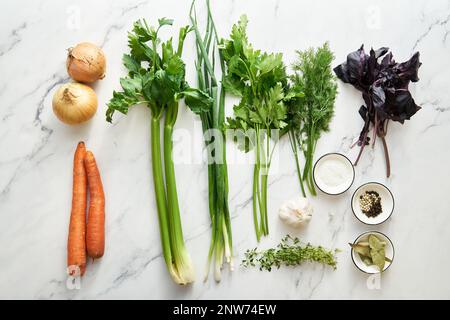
334, 45, 421, 177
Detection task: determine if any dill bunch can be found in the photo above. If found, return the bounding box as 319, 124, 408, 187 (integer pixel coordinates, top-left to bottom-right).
286, 43, 338, 196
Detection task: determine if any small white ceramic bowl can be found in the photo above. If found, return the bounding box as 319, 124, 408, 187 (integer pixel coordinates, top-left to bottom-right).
351, 182, 394, 225
313, 153, 355, 195
351, 231, 394, 274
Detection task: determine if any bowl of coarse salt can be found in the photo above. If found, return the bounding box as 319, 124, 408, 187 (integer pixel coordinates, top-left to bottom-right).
313, 153, 355, 195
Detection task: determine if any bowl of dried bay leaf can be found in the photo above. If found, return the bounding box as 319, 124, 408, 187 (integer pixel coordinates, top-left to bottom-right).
350, 231, 394, 274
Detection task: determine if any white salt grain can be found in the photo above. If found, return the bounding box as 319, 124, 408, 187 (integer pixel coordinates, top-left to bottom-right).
314, 154, 354, 194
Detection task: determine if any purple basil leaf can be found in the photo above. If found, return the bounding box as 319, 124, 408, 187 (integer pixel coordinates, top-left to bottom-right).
374, 47, 389, 59
333, 63, 350, 83
334, 45, 422, 176
358, 105, 367, 120
383, 90, 421, 123
381, 52, 394, 67
357, 105, 371, 146
367, 48, 378, 83
371, 85, 385, 109
334, 45, 369, 91
395, 52, 421, 83
335, 46, 422, 132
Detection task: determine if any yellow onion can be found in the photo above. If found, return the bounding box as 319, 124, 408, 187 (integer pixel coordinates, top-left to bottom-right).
52, 83, 98, 125
66, 42, 106, 83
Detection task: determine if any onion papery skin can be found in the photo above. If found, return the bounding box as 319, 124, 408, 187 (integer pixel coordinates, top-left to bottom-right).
52, 83, 98, 125
67, 42, 106, 83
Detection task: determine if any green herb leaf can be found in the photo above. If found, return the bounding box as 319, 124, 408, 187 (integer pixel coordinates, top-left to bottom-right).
286, 42, 337, 196
123, 54, 141, 74
182, 87, 213, 115
106, 91, 139, 122
132, 20, 153, 41
221, 16, 289, 134
257, 53, 283, 75
120, 76, 142, 96
158, 17, 174, 27
222, 76, 244, 96
242, 235, 338, 271
106, 18, 203, 285
221, 15, 290, 240
229, 15, 248, 55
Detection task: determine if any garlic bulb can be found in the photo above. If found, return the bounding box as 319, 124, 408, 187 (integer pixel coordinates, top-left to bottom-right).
52, 83, 98, 125
278, 196, 313, 227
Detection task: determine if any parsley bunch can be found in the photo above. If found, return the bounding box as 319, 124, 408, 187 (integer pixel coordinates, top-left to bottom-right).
220, 15, 289, 241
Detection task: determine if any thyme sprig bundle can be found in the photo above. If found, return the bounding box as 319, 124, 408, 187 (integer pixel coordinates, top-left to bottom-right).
242, 235, 339, 271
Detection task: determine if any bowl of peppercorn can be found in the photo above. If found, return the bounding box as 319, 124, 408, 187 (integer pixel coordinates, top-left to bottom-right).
351, 182, 394, 225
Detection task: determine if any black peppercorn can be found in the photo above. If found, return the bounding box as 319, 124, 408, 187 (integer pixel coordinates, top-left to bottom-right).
359, 190, 382, 217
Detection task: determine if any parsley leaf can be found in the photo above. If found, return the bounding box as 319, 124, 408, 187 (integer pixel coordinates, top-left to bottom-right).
220, 15, 289, 241
221, 15, 289, 140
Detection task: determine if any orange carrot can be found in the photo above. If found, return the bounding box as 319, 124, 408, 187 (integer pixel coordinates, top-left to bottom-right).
85, 151, 105, 259
67, 141, 87, 276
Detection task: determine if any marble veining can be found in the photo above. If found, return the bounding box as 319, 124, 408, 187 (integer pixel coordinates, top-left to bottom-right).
1, 0, 450, 299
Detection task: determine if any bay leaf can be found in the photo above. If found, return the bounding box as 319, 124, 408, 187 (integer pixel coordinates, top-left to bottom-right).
368, 234, 384, 250
359, 254, 373, 266
350, 243, 370, 257
370, 246, 386, 271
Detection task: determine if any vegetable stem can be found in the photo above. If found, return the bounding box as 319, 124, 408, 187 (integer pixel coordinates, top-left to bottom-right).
150, 116, 179, 282
189, 0, 234, 281
288, 131, 306, 197
261, 173, 269, 236
252, 164, 261, 242
163, 102, 195, 284
287, 43, 337, 197
221, 15, 288, 241
381, 136, 391, 178
107, 18, 198, 285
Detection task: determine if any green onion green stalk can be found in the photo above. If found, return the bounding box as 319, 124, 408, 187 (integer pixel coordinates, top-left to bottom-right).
189, 0, 233, 282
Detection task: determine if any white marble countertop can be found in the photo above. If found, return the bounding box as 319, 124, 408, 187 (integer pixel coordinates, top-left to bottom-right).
1, 0, 450, 299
